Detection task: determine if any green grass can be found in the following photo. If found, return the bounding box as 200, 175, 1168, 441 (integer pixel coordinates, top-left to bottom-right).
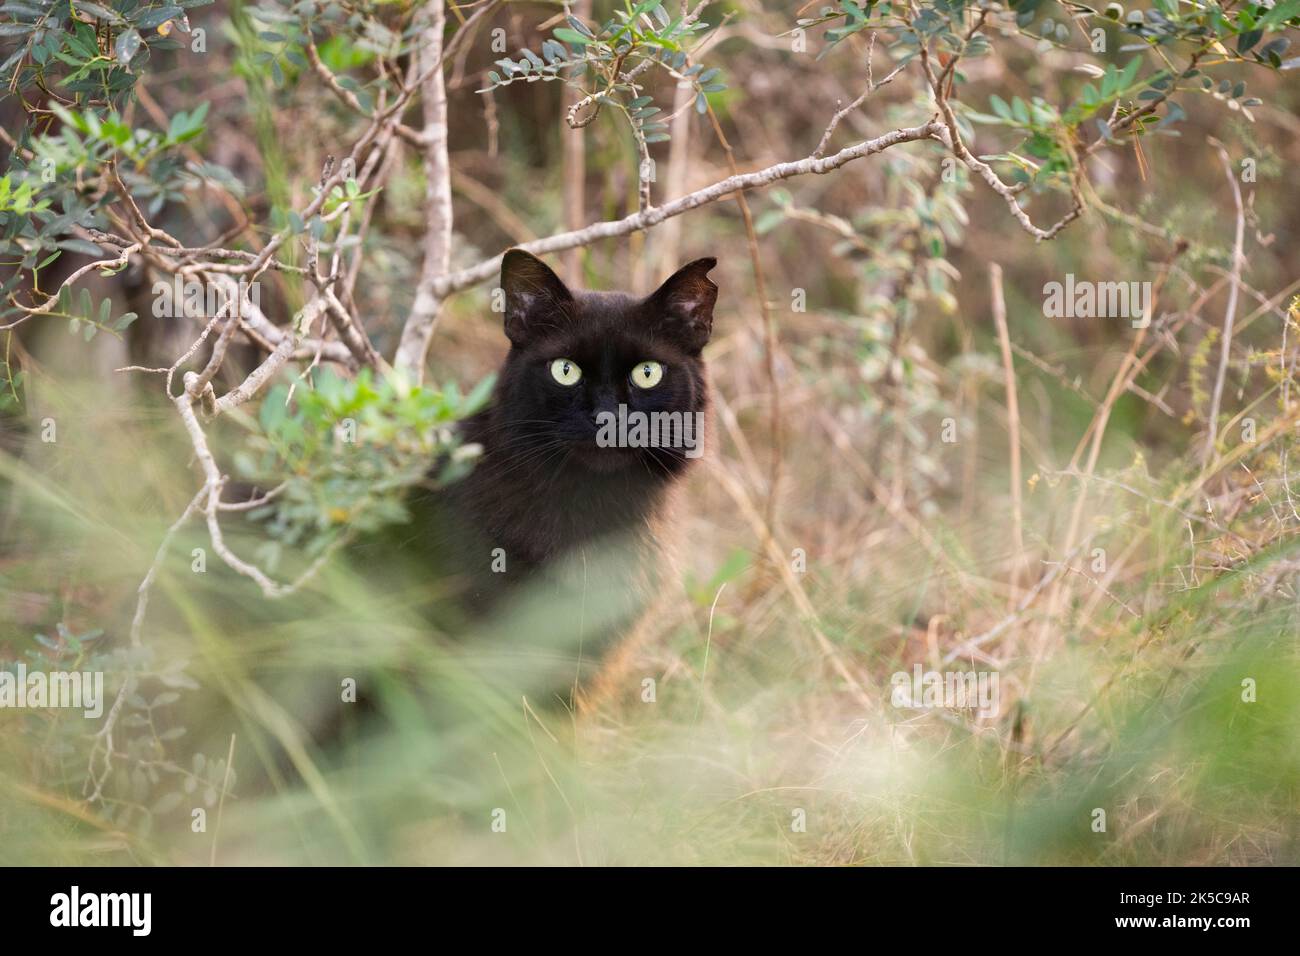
2, 361, 1297, 866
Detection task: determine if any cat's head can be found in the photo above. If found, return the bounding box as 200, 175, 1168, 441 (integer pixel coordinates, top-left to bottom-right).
491, 249, 717, 476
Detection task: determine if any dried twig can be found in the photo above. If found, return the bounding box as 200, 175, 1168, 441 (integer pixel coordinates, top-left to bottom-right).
394, 0, 455, 377
990, 263, 1025, 600
1202, 138, 1246, 469
430, 121, 944, 297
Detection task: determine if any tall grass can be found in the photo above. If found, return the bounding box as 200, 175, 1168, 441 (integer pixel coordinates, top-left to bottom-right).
3, 292, 1297, 865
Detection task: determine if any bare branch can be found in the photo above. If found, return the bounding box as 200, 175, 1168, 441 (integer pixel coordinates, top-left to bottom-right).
1203, 138, 1246, 468
814, 33, 908, 159
394, 0, 454, 378
914, 14, 1084, 243
2, 242, 141, 330
432, 121, 945, 297
212, 300, 322, 415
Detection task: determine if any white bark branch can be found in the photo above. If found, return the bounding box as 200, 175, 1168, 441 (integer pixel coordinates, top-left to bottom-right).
394, 0, 454, 379
430, 120, 945, 297
1203, 138, 1246, 467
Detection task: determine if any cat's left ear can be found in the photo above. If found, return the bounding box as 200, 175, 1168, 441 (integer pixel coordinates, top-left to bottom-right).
500, 248, 574, 347
646, 257, 717, 355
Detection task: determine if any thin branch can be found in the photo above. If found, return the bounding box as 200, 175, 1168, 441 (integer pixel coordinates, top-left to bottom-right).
990, 262, 1025, 600
431, 121, 944, 297
2, 242, 141, 329
813, 33, 908, 159
1203, 138, 1246, 468
394, 0, 454, 378
912, 4, 1082, 242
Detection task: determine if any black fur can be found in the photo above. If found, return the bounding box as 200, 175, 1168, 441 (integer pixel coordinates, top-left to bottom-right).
454, 250, 716, 578
383, 250, 719, 704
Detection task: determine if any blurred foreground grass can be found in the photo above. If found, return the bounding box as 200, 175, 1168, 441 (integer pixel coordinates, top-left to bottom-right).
1, 360, 1296, 866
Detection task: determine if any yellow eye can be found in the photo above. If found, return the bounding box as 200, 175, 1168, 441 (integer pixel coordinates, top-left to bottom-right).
632, 360, 664, 389
550, 358, 582, 386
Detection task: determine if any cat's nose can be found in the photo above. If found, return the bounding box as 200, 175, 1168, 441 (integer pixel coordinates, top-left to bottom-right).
590, 401, 621, 432
590, 388, 620, 425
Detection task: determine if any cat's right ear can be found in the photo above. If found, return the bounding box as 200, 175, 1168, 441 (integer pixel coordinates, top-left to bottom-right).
646, 257, 718, 355
500, 249, 573, 347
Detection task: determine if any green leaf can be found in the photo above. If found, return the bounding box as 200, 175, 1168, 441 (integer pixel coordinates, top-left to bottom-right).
755, 208, 785, 235
553, 27, 590, 45
1238, 29, 1263, 53
1100, 65, 1118, 99
73, 1, 122, 23
135, 6, 183, 29
566, 14, 594, 37
462, 373, 496, 416
56, 239, 104, 257
0, 1, 45, 17
114, 28, 142, 67
1260, 0, 1300, 28
1119, 57, 1141, 90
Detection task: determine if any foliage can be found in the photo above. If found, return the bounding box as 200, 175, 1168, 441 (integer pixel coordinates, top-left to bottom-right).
1, 0, 1298, 866
483, 0, 727, 139
235, 367, 492, 557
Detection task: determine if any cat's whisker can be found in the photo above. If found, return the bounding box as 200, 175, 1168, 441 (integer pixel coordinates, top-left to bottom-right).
488, 441, 572, 483
641, 449, 677, 482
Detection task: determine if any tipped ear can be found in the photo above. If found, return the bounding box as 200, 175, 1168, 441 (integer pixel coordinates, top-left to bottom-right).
500, 249, 573, 347
647, 257, 717, 354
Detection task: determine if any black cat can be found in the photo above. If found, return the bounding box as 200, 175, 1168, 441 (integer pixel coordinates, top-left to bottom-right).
191, 252, 718, 789
397, 249, 718, 708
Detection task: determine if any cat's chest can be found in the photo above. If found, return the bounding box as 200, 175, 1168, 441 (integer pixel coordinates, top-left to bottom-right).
447, 473, 673, 623
465, 448, 652, 543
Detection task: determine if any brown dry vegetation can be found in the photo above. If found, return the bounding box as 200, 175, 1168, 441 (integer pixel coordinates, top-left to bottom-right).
1, 0, 1297, 864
